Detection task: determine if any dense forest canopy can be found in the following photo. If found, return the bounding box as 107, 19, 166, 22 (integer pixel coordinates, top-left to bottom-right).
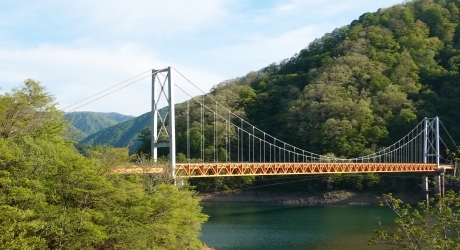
0, 80, 207, 249
249, 0, 460, 157
167, 0, 460, 160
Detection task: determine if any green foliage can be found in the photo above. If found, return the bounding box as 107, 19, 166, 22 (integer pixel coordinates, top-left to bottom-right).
65, 124, 87, 141
239, 86, 257, 108
0, 79, 65, 140
229, 0, 460, 157
135, 126, 152, 155
330, 174, 381, 191
0, 82, 208, 249
189, 176, 255, 192
371, 191, 460, 249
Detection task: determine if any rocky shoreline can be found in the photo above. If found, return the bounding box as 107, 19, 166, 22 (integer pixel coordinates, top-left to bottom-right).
199, 190, 422, 205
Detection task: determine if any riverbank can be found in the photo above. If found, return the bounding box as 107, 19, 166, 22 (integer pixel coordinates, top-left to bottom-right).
199, 190, 422, 205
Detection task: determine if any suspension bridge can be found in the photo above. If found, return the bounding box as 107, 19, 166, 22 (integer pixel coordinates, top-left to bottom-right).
110, 67, 456, 180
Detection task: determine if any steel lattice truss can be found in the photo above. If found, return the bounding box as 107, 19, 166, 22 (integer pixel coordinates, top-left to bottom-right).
175, 162, 442, 177
113, 163, 450, 177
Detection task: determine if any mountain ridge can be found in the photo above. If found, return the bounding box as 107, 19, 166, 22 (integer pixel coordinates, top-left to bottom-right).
64, 111, 134, 140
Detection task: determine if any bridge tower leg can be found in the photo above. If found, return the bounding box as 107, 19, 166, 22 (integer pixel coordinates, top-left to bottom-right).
423, 116, 441, 167
422, 175, 429, 205
434, 168, 445, 198
423, 117, 428, 164
434, 169, 446, 197
151, 67, 176, 183
424, 117, 444, 197
436, 116, 440, 168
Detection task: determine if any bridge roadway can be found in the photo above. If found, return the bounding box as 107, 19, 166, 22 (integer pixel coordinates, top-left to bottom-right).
113, 162, 451, 177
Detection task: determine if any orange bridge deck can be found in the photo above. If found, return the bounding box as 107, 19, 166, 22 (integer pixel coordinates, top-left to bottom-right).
113, 163, 453, 177
114, 162, 449, 177
175, 162, 442, 177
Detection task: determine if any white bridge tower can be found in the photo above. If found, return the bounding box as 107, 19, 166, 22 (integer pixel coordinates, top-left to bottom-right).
151, 67, 176, 181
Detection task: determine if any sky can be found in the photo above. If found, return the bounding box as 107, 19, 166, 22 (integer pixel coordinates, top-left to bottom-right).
0, 0, 404, 116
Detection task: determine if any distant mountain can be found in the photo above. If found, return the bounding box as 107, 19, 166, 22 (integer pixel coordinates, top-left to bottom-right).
100, 112, 135, 123
79, 112, 151, 153
66, 123, 87, 142
78, 106, 170, 153
64, 111, 134, 136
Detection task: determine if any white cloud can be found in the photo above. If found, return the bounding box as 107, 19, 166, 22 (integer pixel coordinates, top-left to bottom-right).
0, 0, 406, 116
66, 0, 231, 40
0, 43, 224, 116
255, 0, 402, 27
201, 24, 335, 77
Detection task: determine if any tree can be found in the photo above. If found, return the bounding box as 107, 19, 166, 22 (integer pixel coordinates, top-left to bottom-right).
135, 126, 152, 155
0, 81, 208, 249
371, 191, 460, 249
0, 79, 65, 140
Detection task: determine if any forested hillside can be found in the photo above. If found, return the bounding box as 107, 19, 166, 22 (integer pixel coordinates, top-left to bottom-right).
232, 0, 459, 158
96, 0, 460, 160
162, 0, 460, 192
79, 0, 460, 192
79, 108, 168, 153
186, 0, 460, 158
64, 111, 134, 139
80, 112, 150, 152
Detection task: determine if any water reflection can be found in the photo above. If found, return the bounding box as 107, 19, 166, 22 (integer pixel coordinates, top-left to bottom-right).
201, 202, 396, 250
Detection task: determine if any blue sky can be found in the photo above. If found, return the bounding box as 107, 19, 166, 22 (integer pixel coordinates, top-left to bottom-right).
0, 0, 404, 116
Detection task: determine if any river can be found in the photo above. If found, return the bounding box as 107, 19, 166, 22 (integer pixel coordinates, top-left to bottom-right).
200, 202, 397, 250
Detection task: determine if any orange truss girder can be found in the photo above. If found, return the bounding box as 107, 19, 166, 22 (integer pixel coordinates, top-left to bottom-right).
175, 162, 439, 177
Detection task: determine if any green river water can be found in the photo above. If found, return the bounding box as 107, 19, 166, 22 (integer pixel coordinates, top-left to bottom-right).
200, 202, 397, 250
